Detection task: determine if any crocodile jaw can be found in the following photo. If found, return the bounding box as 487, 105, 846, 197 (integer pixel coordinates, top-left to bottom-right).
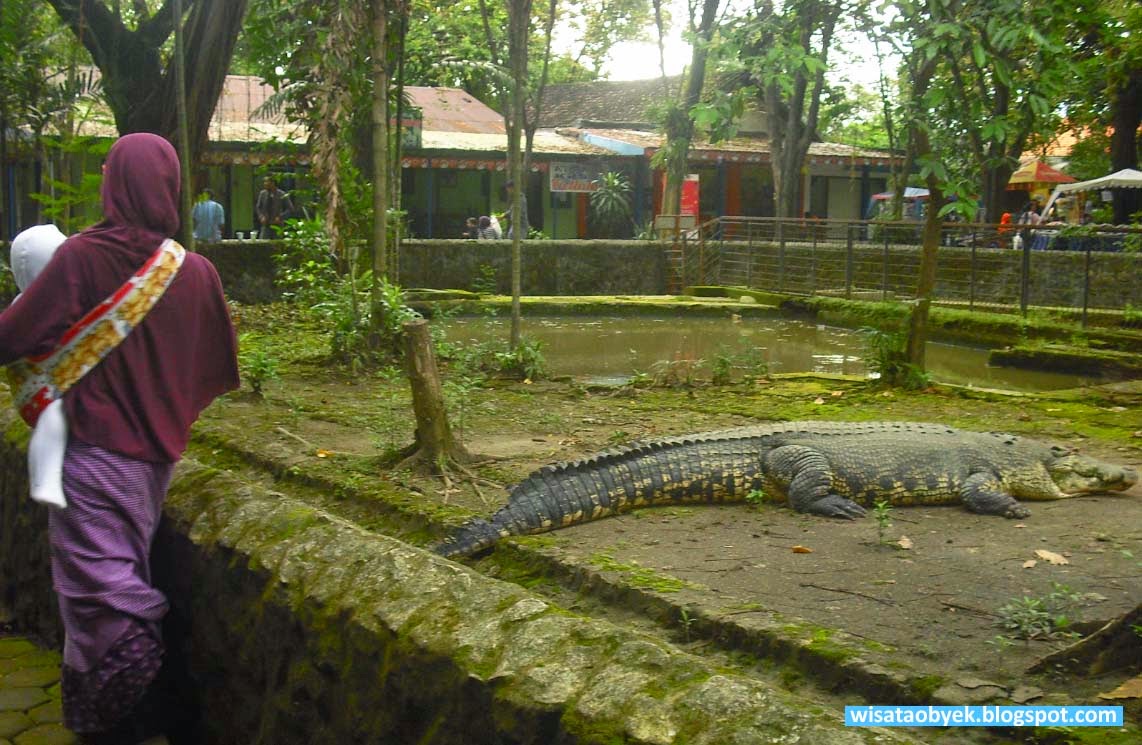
1049, 455, 1138, 497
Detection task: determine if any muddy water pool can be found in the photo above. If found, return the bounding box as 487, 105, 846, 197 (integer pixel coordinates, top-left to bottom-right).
441, 315, 1096, 392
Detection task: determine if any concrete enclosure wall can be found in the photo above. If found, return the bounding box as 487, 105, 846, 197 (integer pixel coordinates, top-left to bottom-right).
0, 412, 908, 745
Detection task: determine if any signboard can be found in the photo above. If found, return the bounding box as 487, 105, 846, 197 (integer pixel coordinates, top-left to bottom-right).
659, 173, 701, 216
550, 162, 601, 193
680, 174, 700, 216
390, 108, 423, 149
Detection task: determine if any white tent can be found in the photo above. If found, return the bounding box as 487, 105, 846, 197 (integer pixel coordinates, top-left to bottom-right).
1054, 168, 1142, 194
1041, 168, 1142, 220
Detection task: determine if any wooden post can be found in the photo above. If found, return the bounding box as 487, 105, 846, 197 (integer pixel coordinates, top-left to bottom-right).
401, 319, 467, 469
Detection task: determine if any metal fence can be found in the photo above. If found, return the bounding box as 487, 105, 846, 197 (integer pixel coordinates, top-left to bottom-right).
663, 217, 1141, 319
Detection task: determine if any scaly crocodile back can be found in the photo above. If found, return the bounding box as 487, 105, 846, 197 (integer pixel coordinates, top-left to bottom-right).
434, 421, 961, 558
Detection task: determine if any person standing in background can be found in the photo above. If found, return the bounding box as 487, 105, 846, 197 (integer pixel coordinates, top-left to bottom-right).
255, 176, 293, 239
191, 188, 225, 242
502, 179, 528, 239
0, 133, 239, 744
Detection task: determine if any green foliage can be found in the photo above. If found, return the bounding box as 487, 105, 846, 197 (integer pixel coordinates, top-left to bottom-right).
442, 373, 483, 440
995, 583, 1084, 641
275, 218, 340, 305
872, 500, 893, 545
497, 337, 548, 380
444, 334, 548, 381
744, 488, 773, 506
862, 327, 929, 390
711, 348, 734, 386
238, 333, 281, 396
588, 171, 635, 238
650, 355, 705, 387
471, 264, 499, 295
275, 217, 422, 365
710, 343, 769, 385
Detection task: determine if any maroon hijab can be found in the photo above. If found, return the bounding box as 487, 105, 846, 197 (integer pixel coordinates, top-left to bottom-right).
102, 133, 181, 233
0, 133, 239, 462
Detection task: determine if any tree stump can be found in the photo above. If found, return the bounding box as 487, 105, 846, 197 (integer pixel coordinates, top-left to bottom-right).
397, 318, 470, 471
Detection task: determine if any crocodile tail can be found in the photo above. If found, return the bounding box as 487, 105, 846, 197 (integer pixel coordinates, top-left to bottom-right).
433, 518, 503, 559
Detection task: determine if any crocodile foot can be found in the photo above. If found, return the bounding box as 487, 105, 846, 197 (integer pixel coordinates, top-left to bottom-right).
806, 495, 867, 520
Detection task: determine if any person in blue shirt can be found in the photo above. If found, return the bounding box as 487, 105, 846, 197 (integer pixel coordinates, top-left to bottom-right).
191, 188, 225, 241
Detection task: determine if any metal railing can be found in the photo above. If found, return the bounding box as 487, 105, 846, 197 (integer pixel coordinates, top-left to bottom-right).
661, 217, 1141, 320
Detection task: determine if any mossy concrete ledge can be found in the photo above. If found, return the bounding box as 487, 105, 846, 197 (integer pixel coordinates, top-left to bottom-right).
160, 460, 915, 744
0, 430, 912, 744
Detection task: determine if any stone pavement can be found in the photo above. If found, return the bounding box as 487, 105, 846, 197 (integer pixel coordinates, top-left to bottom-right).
0, 635, 75, 745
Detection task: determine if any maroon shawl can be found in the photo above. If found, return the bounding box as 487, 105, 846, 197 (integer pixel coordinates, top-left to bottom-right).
0, 133, 239, 462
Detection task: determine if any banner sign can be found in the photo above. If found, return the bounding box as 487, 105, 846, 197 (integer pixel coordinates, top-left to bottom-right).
680, 174, 700, 216
550, 162, 601, 193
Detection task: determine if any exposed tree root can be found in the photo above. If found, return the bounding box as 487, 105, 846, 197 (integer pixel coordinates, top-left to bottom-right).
1028, 603, 1142, 676
393, 443, 499, 506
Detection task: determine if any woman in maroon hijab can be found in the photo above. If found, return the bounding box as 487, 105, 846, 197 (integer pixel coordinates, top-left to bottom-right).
0, 133, 239, 743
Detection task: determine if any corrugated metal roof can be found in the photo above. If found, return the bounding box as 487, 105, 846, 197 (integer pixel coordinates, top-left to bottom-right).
420, 130, 614, 156
405, 87, 505, 134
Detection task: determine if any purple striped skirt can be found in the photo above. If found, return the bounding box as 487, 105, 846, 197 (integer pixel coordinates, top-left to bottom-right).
48, 441, 175, 734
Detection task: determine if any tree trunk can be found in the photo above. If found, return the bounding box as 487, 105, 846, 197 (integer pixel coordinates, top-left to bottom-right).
399, 319, 469, 470
172, 0, 194, 249
661, 0, 720, 214
369, 0, 391, 346
903, 51, 940, 370
49, 0, 249, 157
1110, 71, 1142, 223
507, 0, 532, 349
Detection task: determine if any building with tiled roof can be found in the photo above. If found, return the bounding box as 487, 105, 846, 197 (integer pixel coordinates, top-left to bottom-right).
537, 77, 685, 129
4, 71, 902, 241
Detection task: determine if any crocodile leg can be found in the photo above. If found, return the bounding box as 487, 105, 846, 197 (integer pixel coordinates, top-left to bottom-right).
959, 472, 1031, 518
763, 445, 867, 519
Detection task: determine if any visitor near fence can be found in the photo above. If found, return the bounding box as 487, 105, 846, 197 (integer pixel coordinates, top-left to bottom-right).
0, 132, 240, 744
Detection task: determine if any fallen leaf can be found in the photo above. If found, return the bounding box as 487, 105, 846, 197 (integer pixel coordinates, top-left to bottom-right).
1010, 686, 1044, 704
813, 397, 825, 405
315, 449, 332, 458
831, 390, 844, 397
1022, 560, 1037, 569
524, 378, 533, 385
896, 536, 914, 550
1099, 675, 1142, 700
1034, 549, 1069, 565
791, 545, 814, 554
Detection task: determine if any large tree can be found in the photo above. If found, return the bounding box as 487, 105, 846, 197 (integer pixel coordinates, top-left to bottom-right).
1059, 0, 1141, 222
883, 0, 1074, 223
658, 0, 721, 214
47, 0, 248, 158
739, 0, 849, 218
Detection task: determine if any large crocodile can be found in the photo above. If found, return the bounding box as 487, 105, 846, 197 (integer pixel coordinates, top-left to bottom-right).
434, 421, 1137, 559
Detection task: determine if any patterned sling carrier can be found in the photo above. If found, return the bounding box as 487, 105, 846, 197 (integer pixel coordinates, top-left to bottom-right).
7, 239, 186, 426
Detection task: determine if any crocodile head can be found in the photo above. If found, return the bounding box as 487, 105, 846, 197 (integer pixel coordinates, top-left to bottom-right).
1047, 453, 1138, 497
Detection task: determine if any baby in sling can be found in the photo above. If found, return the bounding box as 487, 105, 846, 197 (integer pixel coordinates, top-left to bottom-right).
6, 223, 185, 509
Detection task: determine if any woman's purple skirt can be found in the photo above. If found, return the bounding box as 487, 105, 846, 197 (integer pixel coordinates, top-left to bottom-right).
48, 441, 174, 734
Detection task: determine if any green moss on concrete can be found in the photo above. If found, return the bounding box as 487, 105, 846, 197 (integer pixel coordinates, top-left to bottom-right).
587, 554, 698, 594
908, 675, 947, 701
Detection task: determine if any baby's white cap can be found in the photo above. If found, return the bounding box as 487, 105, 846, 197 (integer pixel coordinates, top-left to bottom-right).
11, 224, 67, 292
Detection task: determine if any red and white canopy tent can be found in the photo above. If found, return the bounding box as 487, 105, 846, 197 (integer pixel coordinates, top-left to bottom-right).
1006, 160, 1076, 190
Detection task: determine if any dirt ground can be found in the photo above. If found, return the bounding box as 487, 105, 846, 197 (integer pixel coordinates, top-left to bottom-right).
195, 307, 1142, 741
